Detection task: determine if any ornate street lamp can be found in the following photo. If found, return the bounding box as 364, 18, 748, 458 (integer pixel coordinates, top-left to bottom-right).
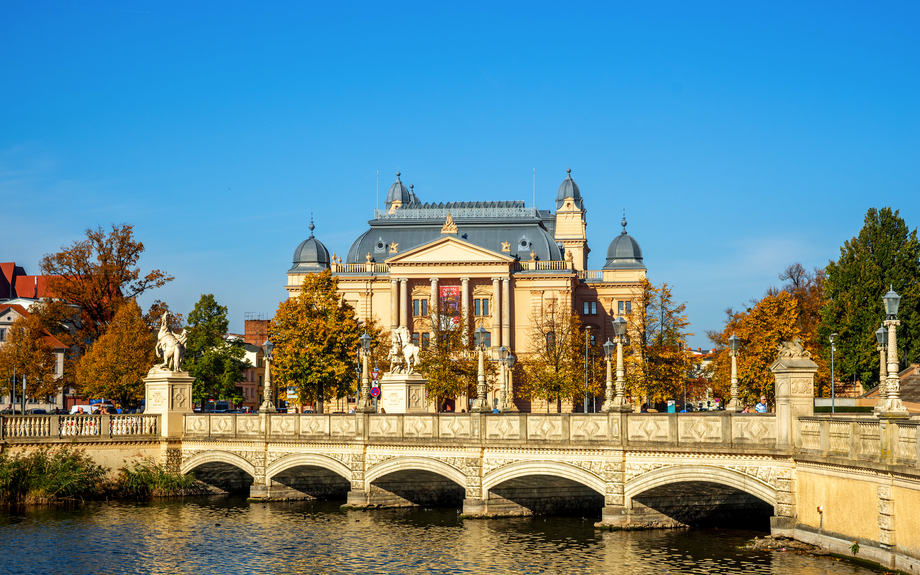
829, 332, 837, 414
356, 332, 375, 413
497, 346, 518, 413
602, 317, 631, 412
726, 334, 742, 412
260, 339, 276, 413
880, 287, 908, 417
471, 327, 490, 413
874, 324, 888, 414
583, 326, 593, 413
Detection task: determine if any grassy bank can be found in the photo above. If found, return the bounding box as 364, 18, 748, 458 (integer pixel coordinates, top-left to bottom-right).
0, 448, 207, 505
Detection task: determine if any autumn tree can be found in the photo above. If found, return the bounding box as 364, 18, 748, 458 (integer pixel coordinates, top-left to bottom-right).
75, 299, 156, 408
416, 296, 481, 408
184, 294, 248, 405
269, 270, 362, 413
0, 314, 60, 403
708, 292, 800, 407
519, 296, 584, 412
623, 279, 694, 406
820, 208, 920, 390
779, 263, 831, 396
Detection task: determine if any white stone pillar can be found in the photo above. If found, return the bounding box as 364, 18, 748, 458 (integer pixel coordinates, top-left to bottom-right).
143, 368, 194, 438
399, 278, 409, 329
461, 277, 470, 342
430, 277, 439, 340
491, 277, 502, 348
502, 278, 511, 350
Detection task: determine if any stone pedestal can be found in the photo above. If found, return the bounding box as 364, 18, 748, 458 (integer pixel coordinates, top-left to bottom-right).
144, 368, 194, 438
770, 340, 818, 450
378, 372, 428, 414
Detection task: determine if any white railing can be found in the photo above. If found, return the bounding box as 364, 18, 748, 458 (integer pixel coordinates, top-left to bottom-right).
0, 414, 160, 440
374, 206, 538, 220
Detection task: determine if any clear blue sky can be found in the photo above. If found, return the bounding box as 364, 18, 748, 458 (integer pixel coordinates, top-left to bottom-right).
2, 1, 918, 348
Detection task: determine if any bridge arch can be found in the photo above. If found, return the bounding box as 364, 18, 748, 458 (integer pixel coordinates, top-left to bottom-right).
181, 450, 256, 478
364, 456, 468, 490
624, 464, 776, 507
482, 460, 605, 495
265, 453, 352, 483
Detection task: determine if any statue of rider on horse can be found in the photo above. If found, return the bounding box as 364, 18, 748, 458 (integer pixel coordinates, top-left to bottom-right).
387, 325, 421, 375
155, 310, 188, 372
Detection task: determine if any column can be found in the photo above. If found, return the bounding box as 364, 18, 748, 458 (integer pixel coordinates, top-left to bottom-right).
399, 278, 409, 329
461, 277, 470, 343
491, 277, 502, 348
390, 279, 399, 331
502, 278, 511, 350
430, 277, 439, 334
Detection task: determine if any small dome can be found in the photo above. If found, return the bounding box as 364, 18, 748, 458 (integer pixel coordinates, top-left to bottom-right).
385, 171, 411, 208
289, 220, 331, 273
556, 168, 584, 210
603, 215, 645, 270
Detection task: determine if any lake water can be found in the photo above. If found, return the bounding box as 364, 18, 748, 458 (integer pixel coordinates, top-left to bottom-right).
0, 497, 874, 575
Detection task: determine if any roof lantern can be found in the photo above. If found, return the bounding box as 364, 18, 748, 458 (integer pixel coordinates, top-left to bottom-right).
603, 212, 645, 270
556, 167, 584, 210
289, 217, 331, 273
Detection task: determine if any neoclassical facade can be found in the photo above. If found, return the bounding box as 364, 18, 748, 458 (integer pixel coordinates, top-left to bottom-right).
286, 170, 646, 411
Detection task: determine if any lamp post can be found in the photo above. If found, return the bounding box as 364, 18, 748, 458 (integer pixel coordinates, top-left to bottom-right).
496, 345, 518, 413
829, 332, 837, 414
356, 332, 374, 413
603, 316, 631, 412
584, 326, 592, 413
471, 327, 490, 413
726, 334, 742, 412
874, 324, 888, 415
259, 339, 276, 413
880, 287, 909, 417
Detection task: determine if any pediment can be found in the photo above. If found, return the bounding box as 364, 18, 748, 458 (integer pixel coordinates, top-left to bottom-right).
387, 237, 514, 265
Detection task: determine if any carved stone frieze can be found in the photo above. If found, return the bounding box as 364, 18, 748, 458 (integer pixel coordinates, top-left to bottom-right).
365, 454, 396, 469
482, 458, 518, 476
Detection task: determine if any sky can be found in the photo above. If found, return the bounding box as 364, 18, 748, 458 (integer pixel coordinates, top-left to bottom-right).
1, 1, 918, 349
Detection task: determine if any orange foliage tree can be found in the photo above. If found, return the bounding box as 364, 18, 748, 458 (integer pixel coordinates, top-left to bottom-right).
0, 314, 59, 401
75, 299, 156, 408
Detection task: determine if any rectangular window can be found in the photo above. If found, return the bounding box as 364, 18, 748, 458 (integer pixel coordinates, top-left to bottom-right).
590, 334, 596, 346
618, 301, 623, 315
413, 298, 428, 316
421, 333, 431, 350
412, 333, 420, 347
583, 302, 589, 315
484, 331, 491, 348
625, 301, 632, 315
0, 328, 5, 342
474, 298, 489, 317
546, 332, 555, 351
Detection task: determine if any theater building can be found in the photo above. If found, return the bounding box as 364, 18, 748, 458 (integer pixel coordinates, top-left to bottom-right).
285, 170, 646, 412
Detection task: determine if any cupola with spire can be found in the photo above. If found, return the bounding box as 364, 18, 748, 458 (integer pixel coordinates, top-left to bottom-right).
556, 167, 584, 210
553, 167, 589, 271
385, 171, 411, 212
603, 213, 645, 270
289, 218, 331, 273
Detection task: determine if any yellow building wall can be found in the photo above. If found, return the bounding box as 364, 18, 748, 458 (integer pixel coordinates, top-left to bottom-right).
894, 485, 920, 557
796, 470, 878, 541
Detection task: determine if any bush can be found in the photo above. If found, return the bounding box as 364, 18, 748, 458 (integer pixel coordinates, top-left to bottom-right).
0, 447, 109, 504
115, 460, 204, 498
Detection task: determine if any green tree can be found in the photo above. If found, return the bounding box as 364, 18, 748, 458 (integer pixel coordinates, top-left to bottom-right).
821, 208, 920, 390
75, 299, 156, 408
416, 298, 480, 408
0, 314, 59, 402
519, 297, 584, 412
269, 270, 362, 413
184, 294, 248, 406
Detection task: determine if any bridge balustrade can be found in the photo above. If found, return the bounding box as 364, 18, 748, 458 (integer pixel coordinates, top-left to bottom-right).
183, 412, 778, 450
796, 416, 920, 469
0, 414, 160, 441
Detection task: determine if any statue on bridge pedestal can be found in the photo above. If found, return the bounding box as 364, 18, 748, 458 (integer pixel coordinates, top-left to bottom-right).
155, 311, 188, 372
387, 325, 420, 375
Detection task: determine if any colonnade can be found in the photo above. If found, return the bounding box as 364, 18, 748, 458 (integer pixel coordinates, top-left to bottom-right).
388, 276, 512, 350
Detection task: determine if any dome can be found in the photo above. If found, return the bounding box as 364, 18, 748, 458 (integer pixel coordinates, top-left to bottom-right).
556, 168, 584, 210
603, 216, 645, 270
385, 171, 411, 208
289, 220, 331, 273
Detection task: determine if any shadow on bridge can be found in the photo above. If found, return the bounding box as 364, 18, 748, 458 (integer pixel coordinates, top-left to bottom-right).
186, 461, 254, 494
630, 481, 773, 530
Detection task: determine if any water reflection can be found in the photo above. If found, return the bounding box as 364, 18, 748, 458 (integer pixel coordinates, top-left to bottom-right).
0, 498, 874, 575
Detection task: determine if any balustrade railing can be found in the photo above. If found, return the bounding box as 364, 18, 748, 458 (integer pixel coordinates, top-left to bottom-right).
576, 270, 604, 281
513, 261, 574, 272
330, 263, 390, 275
796, 416, 920, 467
0, 414, 159, 441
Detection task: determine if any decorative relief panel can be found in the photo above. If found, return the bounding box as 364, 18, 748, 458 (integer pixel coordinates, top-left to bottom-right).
896, 424, 918, 462
271, 416, 297, 436
482, 458, 518, 476
300, 415, 328, 436
828, 421, 850, 455
723, 464, 778, 488
527, 416, 563, 440
791, 377, 813, 396
369, 417, 400, 438
627, 416, 669, 442
857, 422, 880, 457
439, 416, 471, 439
237, 416, 261, 436
186, 416, 208, 434
330, 417, 356, 437
732, 418, 776, 443
486, 417, 521, 440
679, 418, 721, 443
365, 454, 396, 469
625, 462, 669, 482
212, 416, 234, 435
570, 416, 607, 441
404, 416, 434, 438
799, 420, 821, 450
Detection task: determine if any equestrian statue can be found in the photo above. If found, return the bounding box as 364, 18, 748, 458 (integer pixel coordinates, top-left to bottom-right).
387, 325, 421, 375
155, 310, 188, 371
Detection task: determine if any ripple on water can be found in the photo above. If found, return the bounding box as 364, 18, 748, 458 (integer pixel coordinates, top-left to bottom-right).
0, 498, 879, 575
